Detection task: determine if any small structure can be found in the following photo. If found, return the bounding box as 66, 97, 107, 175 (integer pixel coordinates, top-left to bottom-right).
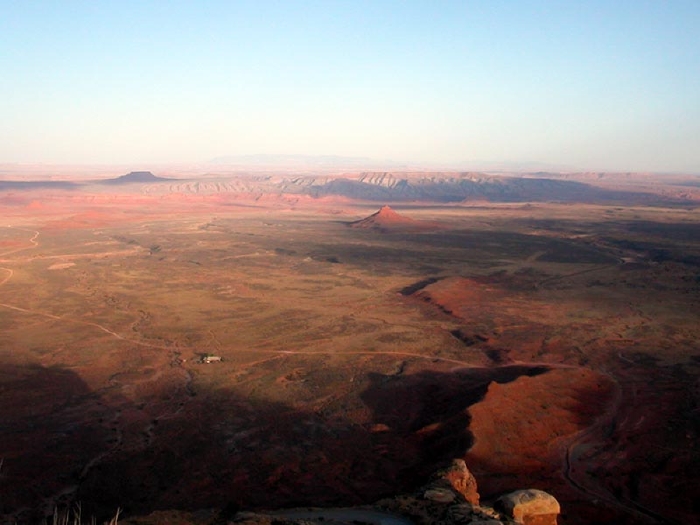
201, 355, 223, 364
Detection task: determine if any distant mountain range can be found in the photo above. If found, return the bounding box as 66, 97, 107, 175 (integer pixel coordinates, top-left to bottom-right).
208, 154, 404, 169
1, 169, 698, 206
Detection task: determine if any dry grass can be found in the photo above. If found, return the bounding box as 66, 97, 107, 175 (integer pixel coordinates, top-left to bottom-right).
48, 504, 120, 525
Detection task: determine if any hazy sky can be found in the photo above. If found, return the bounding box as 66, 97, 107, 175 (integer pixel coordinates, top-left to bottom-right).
1, 1, 699, 172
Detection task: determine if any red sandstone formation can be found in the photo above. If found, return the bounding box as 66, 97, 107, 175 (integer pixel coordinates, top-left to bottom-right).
349, 205, 416, 229
349, 205, 441, 232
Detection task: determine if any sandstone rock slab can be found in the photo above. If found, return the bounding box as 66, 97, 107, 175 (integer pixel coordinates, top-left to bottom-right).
495, 489, 560, 524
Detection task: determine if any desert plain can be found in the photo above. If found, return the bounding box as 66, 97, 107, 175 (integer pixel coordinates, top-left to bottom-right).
0, 169, 698, 524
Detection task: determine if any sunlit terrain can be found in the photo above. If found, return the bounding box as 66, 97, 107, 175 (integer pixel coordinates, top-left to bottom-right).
0, 170, 698, 524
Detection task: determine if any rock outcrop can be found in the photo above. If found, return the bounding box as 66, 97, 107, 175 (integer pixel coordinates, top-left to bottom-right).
430, 459, 480, 505
494, 489, 561, 525
225, 460, 560, 525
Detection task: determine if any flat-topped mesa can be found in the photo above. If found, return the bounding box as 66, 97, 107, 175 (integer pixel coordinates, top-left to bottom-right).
100, 171, 172, 184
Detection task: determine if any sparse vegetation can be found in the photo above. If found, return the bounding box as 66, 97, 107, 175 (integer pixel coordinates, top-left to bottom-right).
1, 177, 699, 524
48, 504, 120, 525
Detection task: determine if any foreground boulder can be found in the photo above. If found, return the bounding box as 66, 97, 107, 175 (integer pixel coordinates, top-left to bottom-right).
495, 489, 560, 524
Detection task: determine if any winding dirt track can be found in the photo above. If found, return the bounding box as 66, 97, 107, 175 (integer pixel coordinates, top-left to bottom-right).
0, 227, 39, 285
561, 371, 678, 524
0, 227, 175, 350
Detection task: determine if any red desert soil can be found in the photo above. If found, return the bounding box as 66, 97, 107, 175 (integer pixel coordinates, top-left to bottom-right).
411, 275, 700, 524
412, 276, 561, 362
465, 368, 616, 494
2, 187, 698, 524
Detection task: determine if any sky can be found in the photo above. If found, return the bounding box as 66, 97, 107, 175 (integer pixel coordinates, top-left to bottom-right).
1, 1, 699, 172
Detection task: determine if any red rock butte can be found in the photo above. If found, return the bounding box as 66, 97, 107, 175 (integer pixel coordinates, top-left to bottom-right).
349, 205, 416, 229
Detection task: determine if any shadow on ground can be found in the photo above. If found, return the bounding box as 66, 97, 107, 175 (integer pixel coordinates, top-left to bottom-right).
1, 363, 554, 523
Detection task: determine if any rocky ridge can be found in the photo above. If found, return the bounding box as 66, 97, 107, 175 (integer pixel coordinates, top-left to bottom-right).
228, 460, 559, 525
123, 460, 560, 525
3, 170, 698, 204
